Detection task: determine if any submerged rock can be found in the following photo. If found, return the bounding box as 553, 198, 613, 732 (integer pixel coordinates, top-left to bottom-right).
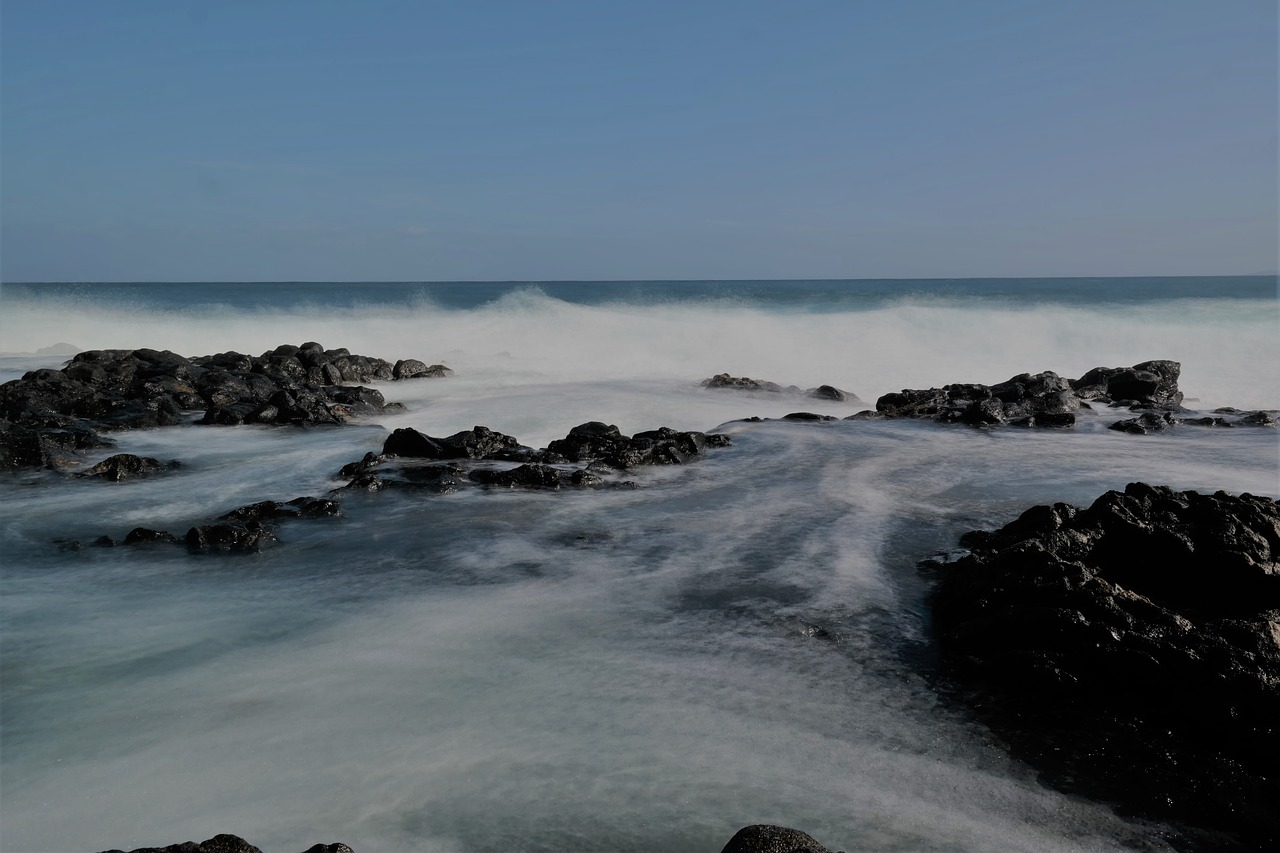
931, 483, 1280, 850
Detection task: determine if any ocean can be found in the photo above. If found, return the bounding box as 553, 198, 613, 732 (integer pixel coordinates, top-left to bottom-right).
1, 277, 1277, 853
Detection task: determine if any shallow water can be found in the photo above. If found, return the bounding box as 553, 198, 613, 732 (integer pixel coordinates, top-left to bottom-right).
1, 279, 1277, 852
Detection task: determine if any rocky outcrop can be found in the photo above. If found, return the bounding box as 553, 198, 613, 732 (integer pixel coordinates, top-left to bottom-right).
0, 343, 445, 471
720, 825, 841, 853
703, 374, 861, 402
929, 483, 1280, 850
97, 835, 352, 853
872, 361, 1190, 427
74, 453, 178, 481
91, 496, 341, 554
546, 422, 731, 470
341, 422, 731, 493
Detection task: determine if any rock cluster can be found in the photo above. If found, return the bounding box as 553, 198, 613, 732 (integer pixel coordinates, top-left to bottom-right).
0, 343, 448, 470
91, 496, 341, 553
703, 373, 861, 402
868, 360, 1185, 427
930, 483, 1280, 850
97, 836, 351, 853
337, 422, 732, 493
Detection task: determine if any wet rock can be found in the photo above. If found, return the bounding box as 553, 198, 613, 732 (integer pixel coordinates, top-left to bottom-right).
383, 425, 525, 460
931, 483, 1280, 850
96, 834, 353, 853
1070, 359, 1184, 408
546, 422, 728, 469
122, 527, 179, 545
720, 825, 840, 853
185, 522, 276, 553
393, 358, 452, 379
469, 463, 602, 489
75, 454, 176, 481
0, 343, 436, 469
1108, 411, 1175, 434
807, 384, 859, 402
877, 371, 1080, 426
703, 373, 784, 392
782, 412, 836, 421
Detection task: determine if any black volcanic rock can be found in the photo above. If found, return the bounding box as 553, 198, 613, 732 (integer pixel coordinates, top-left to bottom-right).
469, 463, 603, 489
75, 453, 177, 481
96, 835, 353, 853
0, 344, 437, 470
720, 825, 839, 853
382, 425, 525, 460
931, 483, 1280, 850
1070, 359, 1184, 408
546, 422, 729, 469
703, 373, 784, 392
874, 361, 1190, 427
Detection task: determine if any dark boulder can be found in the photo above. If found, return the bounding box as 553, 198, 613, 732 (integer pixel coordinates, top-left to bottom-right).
393, 358, 452, 379
931, 483, 1280, 850
185, 523, 276, 553
122, 527, 179, 545
382, 425, 525, 460
782, 412, 836, 421
75, 453, 176, 481
720, 825, 840, 853
1070, 359, 1184, 408
1107, 411, 1175, 434
703, 373, 783, 392
469, 463, 602, 489
807, 384, 859, 402
546, 422, 729, 469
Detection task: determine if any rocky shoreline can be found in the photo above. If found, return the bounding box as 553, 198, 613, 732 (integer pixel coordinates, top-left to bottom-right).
4, 347, 1276, 852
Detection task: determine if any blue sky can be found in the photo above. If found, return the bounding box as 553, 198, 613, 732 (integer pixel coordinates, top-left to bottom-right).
1, 0, 1276, 281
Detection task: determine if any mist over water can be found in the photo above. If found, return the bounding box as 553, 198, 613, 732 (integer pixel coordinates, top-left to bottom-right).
1, 279, 1277, 852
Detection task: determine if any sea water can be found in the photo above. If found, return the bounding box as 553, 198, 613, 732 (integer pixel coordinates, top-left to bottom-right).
0, 278, 1277, 852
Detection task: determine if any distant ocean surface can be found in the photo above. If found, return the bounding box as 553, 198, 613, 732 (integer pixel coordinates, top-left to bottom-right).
1, 277, 1278, 852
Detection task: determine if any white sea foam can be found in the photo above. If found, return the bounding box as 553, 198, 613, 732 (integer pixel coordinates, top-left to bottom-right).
2, 287, 1275, 409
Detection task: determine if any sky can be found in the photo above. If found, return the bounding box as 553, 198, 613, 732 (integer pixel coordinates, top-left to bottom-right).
1, 0, 1276, 281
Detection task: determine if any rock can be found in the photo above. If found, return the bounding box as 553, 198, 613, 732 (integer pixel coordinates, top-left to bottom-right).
703, 373, 784, 392
547, 422, 727, 469
185, 523, 276, 553
1071, 359, 1184, 408
393, 359, 452, 379
720, 824, 839, 853
931, 483, 1280, 849
877, 371, 1080, 426
383, 425, 525, 460
469, 463, 602, 489
1108, 411, 1175, 434
0, 344, 434, 469
96, 835, 352, 853
807, 384, 859, 402
122, 527, 179, 545
782, 412, 836, 421
75, 453, 176, 481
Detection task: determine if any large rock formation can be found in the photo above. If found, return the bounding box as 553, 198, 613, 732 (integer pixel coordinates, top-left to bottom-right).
870, 360, 1185, 427
930, 483, 1280, 850
0, 344, 446, 470
96, 835, 351, 853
